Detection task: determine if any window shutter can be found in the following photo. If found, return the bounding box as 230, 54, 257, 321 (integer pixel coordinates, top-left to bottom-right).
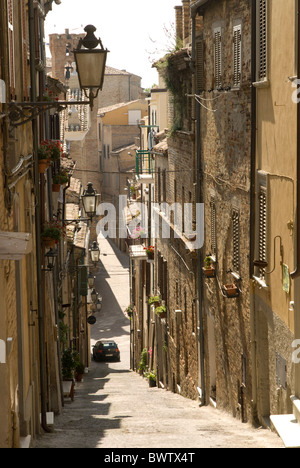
196, 40, 204, 93
232, 209, 240, 273
7, 0, 16, 98
21, 0, 28, 100
210, 197, 217, 256
214, 27, 222, 89
258, 0, 267, 81
233, 25, 242, 88
258, 187, 267, 279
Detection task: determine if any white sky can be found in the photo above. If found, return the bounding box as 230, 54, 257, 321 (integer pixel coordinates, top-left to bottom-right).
45, 0, 180, 89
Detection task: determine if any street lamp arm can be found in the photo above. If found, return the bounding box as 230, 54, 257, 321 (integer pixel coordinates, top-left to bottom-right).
7, 100, 92, 128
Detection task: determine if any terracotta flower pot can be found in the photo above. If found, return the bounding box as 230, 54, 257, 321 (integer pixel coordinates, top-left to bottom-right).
223, 283, 239, 298
38, 159, 49, 173
42, 237, 56, 248
202, 266, 215, 278
52, 184, 61, 192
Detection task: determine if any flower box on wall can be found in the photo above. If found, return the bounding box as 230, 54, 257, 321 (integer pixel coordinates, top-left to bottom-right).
223, 283, 240, 298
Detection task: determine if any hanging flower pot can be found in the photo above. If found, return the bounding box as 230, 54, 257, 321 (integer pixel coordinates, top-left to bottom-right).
155, 305, 167, 319
223, 283, 239, 298
52, 184, 61, 192
148, 296, 161, 308
38, 159, 49, 174
42, 237, 56, 248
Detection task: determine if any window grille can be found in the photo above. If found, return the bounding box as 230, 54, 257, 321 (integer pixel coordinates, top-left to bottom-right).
258, 0, 267, 81
258, 187, 267, 280
196, 40, 204, 93
210, 198, 217, 257
214, 27, 222, 89
232, 209, 240, 273
233, 25, 242, 88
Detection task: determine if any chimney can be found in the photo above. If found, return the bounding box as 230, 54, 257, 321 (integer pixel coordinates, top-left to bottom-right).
175, 6, 183, 42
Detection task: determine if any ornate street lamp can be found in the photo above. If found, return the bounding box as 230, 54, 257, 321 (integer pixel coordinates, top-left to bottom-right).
90, 241, 100, 263
73, 25, 109, 110
43, 248, 58, 271
81, 183, 99, 220
88, 273, 96, 288
6, 25, 109, 127
91, 288, 98, 303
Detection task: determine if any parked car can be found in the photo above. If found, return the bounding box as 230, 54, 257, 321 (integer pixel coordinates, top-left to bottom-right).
92, 340, 121, 362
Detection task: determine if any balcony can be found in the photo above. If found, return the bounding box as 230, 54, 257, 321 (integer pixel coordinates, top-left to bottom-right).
135, 150, 154, 183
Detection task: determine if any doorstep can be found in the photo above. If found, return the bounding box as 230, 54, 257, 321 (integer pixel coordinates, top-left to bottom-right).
270, 414, 300, 448
271, 396, 300, 448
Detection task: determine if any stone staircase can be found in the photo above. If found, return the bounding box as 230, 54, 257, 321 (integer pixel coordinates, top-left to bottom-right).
271, 396, 300, 448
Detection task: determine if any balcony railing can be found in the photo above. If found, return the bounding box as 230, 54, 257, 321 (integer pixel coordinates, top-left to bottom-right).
136, 150, 154, 179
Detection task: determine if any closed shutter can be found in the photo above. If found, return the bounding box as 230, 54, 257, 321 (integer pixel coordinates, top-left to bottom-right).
210, 197, 217, 256
258, 187, 267, 279
214, 27, 222, 89
7, 0, 16, 98
196, 40, 204, 93
232, 209, 240, 273
258, 0, 267, 81
21, 0, 28, 100
233, 25, 242, 88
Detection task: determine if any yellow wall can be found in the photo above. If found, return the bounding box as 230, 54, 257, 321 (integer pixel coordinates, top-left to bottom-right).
255, 0, 297, 329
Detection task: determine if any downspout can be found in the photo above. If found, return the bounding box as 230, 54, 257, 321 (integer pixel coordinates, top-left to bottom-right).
291, 0, 300, 280
249, 0, 258, 423
191, 0, 209, 406
28, 0, 51, 433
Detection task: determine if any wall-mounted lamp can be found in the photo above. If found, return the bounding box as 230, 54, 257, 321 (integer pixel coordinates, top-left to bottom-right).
88, 273, 96, 288
43, 248, 58, 271
6, 25, 108, 127
81, 183, 99, 220
90, 241, 100, 263
91, 288, 98, 303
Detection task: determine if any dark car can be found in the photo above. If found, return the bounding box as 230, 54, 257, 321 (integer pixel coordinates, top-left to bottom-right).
92, 340, 121, 362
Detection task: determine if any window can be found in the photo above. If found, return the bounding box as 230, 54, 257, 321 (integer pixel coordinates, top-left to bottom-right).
210, 197, 217, 257
7, 0, 16, 98
233, 24, 242, 88
258, 187, 267, 280
103, 145, 106, 159
232, 209, 240, 273
196, 39, 204, 93
257, 0, 268, 82
214, 27, 222, 89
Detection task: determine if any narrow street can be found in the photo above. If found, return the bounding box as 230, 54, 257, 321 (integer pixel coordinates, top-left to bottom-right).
33, 238, 283, 449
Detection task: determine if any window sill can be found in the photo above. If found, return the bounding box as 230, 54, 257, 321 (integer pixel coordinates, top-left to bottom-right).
252, 79, 270, 89
253, 275, 269, 290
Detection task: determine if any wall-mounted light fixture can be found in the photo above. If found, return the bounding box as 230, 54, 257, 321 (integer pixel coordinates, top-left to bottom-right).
6, 25, 108, 127
42, 248, 58, 271
90, 241, 100, 264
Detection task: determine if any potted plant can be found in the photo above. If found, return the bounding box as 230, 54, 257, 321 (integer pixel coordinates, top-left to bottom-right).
38, 144, 51, 173
75, 362, 85, 382
41, 220, 64, 247
155, 305, 167, 319
203, 256, 215, 278
148, 295, 161, 308
125, 303, 135, 319
138, 348, 148, 376
130, 185, 136, 200
61, 348, 77, 380
146, 369, 157, 388
52, 170, 69, 192
223, 283, 239, 298
144, 245, 155, 261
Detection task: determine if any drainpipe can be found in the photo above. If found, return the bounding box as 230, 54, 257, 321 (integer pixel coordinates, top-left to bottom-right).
249, 0, 259, 424
291, 0, 300, 400
28, 0, 51, 434
291, 0, 300, 280
191, 0, 209, 407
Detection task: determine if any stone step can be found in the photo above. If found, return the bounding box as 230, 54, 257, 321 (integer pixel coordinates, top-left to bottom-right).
270, 396, 300, 448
